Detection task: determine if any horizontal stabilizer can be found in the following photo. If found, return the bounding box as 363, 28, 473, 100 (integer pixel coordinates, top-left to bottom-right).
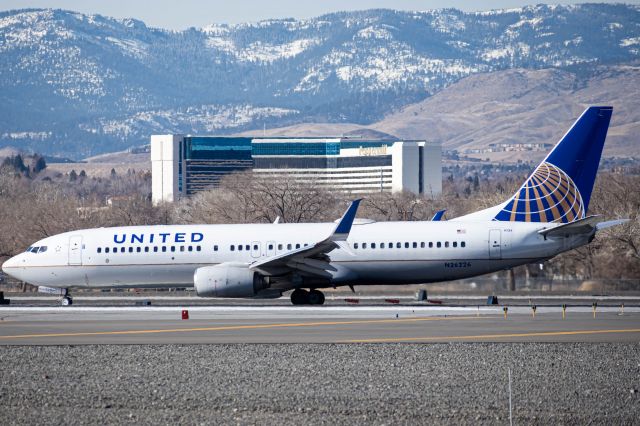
596, 219, 630, 231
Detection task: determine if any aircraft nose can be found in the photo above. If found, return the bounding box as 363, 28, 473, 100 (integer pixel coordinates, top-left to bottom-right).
2, 255, 20, 277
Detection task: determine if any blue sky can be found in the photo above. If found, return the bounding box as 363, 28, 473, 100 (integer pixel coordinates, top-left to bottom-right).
1, 0, 638, 29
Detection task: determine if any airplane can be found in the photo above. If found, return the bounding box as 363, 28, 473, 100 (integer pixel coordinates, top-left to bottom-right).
1, 106, 628, 306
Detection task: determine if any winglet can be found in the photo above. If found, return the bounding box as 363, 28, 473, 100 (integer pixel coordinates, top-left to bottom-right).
431, 209, 446, 221
333, 199, 362, 241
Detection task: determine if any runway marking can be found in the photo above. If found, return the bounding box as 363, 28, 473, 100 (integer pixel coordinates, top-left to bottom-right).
0, 315, 488, 341
341, 328, 640, 343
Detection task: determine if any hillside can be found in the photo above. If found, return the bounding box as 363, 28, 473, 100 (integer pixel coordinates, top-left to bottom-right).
1, 4, 639, 158
257, 67, 640, 161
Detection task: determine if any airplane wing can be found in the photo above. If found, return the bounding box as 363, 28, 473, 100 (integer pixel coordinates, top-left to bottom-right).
431, 209, 446, 221
538, 215, 629, 238
249, 200, 361, 278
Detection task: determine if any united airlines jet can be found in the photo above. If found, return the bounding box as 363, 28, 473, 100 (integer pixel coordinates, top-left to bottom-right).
1, 106, 627, 305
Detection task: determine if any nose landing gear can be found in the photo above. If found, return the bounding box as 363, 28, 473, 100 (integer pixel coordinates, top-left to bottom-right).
290, 289, 325, 305
60, 296, 73, 306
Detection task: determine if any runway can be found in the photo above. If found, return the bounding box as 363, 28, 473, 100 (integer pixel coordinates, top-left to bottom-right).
1, 305, 638, 344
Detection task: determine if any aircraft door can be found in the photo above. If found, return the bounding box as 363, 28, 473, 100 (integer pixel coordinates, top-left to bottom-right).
266, 241, 275, 257
489, 229, 501, 259
251, 241, 261, 258
68, 235, 83, 265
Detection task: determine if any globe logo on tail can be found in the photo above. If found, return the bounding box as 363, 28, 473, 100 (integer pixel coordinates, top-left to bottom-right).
495, 162, 585, 223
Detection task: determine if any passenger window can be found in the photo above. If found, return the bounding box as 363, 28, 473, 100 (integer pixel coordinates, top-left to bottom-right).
136, 247, 141, 253
287, 244, 292, 250
154, 246, 158, 252
268, 244, 273, 250
453, 242, 457, 248
105, 248, 109, 253
113, 247, 117, 253
120, 247, 125, 253
238, 245, 243, 251
405, 242, 409, 248
97, 247, 102, 253
214, 245, 218, 251
371, 243, 376, 249
396, 242, 401, 248
245, 245, 250, 251
421, 242, 425, 248
354, 243, 359, 249
445, 242, 449, 248
278, 244, 283, 250
363, 243, 367, 249
256, 244, 261, 250
128, 247, 133, 253
413, 242, 417, 248
162, 246, 167, 252
295, 244, 300, 249
437, 242, 441, 248
197, 246, 202, 252
389, 242, 393, 249
381, 243, 385, 249
188, 246, 193, 252
144, 247, 149, 252
461, 242, 466, 248
171, 246, 176, 252
180, 246, 185, 252
304, 243, 308, 247
429, 242, 433, 248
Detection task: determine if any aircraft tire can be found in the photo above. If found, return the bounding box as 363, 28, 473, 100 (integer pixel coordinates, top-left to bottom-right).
60, 296, 73, 306
290, 289, 309, 305
308, 290, 325, 305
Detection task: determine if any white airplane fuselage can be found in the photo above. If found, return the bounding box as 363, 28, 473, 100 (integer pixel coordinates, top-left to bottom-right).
1, 219, 589, 291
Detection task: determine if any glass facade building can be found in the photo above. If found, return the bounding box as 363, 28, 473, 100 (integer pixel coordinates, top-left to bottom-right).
152, 135, 441, 203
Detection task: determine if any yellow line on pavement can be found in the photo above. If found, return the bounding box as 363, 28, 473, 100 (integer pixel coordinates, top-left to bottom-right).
341, 328, 640, 343
0, 315, 487, 340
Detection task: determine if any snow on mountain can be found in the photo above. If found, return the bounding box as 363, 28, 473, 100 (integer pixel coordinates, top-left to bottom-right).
0, 4, 638, 158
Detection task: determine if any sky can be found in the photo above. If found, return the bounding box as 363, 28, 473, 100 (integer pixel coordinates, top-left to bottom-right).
1, 0, 638, 29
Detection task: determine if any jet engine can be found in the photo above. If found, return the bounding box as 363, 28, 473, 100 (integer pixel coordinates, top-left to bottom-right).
194, 263, 268, 298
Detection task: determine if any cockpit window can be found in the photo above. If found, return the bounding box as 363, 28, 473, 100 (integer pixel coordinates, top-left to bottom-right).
38, 246, 47, 253
28, 246, 40, 253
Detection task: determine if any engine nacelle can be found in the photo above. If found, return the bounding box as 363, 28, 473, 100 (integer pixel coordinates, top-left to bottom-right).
194, 263, 268, 298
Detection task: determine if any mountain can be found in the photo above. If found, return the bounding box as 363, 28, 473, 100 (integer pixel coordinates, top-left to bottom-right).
255, 66, 640, 160
1, 5, 639, 158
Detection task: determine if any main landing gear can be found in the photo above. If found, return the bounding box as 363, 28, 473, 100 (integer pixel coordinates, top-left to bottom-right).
60, 289, 72, 306
290, 289, 325, 305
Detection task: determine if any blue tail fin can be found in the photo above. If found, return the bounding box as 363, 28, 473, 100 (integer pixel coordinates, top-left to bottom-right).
494, 106, 612, 223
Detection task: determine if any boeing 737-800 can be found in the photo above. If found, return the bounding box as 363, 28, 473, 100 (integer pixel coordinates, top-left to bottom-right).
1, 106, 628, 305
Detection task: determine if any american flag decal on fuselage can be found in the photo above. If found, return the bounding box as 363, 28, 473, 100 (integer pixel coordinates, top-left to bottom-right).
494, 162, 585, 223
